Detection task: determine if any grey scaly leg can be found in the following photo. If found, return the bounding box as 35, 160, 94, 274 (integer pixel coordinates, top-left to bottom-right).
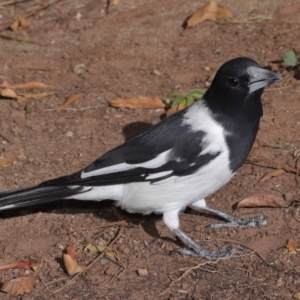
163, 209, 237, 259
172, 228, 236, 259
191, 199, 267, 229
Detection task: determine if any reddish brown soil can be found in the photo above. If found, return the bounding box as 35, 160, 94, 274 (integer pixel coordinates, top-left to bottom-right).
0, 0, 300, 299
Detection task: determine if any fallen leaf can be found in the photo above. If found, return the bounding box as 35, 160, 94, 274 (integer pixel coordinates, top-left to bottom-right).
1, 88, 18, 99
66, 245, 76, 259
260, 168, 286, 183
17, 92, 56, 103
87, 244, 106, 253
31, 262, 43, 273
185, 0, 232, 28
105, 250, 117, 259
112, 0, 122, 4
109, 96, 166, 109
237, 194, 288, 208
63, 254, 85, 275
57, 93, 83, 112
294, 291, 300, 299
287, 238, 298, 252
9, 82, 50, 90
63, 245, 85, 275
0, 159, 14, 167
166, 103, 186, 117
10, 16, 30, 32
0, 80, 11, 88
1, 275, 36, 296
0, 259, 36, 271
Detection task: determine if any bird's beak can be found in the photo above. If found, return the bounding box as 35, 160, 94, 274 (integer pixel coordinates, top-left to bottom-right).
247, 66, 282, 94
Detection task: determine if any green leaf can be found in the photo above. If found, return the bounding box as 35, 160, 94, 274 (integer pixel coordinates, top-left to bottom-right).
187, 89, 205, 99
283, 50, 297, 67
186, 96, 194, 106
171, 95, 185, 108
165, 91, 183, 102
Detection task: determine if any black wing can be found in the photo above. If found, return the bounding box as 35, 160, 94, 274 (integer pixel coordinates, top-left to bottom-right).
43, 108, 220, 187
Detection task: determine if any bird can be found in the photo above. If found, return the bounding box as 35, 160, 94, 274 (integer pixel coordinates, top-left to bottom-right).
0, 57, 281, 259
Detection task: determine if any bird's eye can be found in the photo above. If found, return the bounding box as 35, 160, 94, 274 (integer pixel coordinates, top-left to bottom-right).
227, 77, 239, 88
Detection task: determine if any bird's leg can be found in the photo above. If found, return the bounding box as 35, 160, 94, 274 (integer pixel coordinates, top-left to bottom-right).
191, 199, 267, 229
163, 209, 237, 259
172, 228, 236, 259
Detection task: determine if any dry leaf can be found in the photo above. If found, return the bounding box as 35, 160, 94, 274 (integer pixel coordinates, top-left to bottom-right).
17, 92, 56, 103
0, 159, 14, 167
294, 291, 300, 299
63, 245, 85, 275
287, 238, 298, 252
260, 168, 286, 183
112, 0, 122, 4
87, 244, 106, 253
63, 254, 85, 275
186, 0, 232, 28
66, 245, 76, 259
1, 88, 18, 99
1, 275, 36, 296
31, 262, 43, 273
10, 16, 30, 32
166, 103, 186, 117
0, 259, 35, 271
237, 194, 288, 208
105, 250, 116, 259
57, 93, 83, 112
109, 96, 166, 109
9, 82, 50, 90
0, 80, 11, 88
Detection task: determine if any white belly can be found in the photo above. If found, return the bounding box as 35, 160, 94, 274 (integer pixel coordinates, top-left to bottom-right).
119, 151, 234, 214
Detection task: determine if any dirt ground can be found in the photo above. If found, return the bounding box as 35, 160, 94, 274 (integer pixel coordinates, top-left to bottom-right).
0, 0, 300, 299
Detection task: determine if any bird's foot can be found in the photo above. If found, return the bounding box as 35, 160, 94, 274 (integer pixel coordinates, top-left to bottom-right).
172, 244, 236, 259
205, 214, 267, 230
172, 228, 240, 259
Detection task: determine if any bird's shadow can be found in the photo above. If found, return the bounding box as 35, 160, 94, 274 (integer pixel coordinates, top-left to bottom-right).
122, 121, 153, 142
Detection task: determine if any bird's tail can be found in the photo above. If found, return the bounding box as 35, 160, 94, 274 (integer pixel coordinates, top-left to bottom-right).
0, 185, 83, 211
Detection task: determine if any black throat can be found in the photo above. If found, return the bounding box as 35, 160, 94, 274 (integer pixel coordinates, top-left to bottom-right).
203, 86, 263, 172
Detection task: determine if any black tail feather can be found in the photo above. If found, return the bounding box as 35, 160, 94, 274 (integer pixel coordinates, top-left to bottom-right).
0, 185, 83, 211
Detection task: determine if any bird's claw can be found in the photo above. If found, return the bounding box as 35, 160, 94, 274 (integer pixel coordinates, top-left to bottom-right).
205, 215, 267, 230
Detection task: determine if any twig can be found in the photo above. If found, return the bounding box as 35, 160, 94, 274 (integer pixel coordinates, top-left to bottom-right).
0, 0, 64, 32
45, 277, 67, 286
52, 227, 123, 294
16, 66, 53, 71
248, 155, 300, 175
43, 219, 132, 237
278, 25, 300, 35
158, 256, 233, 297
0, 33, 42, 46
24, 0, 63, 18
0, 0, 31, 6
215, 238, 265, 261
44, 105, 106, 112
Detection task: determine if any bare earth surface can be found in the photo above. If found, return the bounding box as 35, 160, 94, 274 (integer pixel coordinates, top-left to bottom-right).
0, 0, 300, 299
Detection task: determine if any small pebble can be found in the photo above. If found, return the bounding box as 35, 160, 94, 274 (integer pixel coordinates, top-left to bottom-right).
137, 269, 148, 276
152, 69, 160, 76
65, 131, 73, 137
100, 258, 109, 265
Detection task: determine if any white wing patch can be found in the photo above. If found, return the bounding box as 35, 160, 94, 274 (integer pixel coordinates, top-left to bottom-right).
81, 149, 172, 179
145, 170, 173, 180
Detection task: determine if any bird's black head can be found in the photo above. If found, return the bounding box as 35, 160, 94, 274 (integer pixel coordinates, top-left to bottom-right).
204, 57, 281, 120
